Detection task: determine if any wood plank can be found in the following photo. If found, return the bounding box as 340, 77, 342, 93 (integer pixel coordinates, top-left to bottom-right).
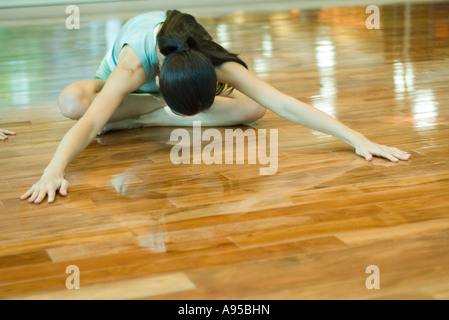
12, 273, 196, 300
149, 235, 449, 300
337, 218, 449, 247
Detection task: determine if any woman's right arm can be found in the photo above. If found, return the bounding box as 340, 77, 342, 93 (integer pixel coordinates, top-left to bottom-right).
21, 58, 146, 204
0, 129, 16, 141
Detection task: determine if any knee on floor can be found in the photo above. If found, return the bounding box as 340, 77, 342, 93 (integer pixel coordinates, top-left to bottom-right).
240, 102, 266, 124
57, 86, 88, 120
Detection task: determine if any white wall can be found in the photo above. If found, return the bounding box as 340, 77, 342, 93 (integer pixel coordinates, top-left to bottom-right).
0, 0, 446, 26
0, 0, 291, 9
1, 0, 117, 8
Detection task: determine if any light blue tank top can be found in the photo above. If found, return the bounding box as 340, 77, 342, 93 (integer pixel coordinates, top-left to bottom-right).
105, 11, 167, 93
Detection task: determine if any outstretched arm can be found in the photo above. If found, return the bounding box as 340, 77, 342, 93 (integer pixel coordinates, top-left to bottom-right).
21, 60, 146, 204
218, 62, 410, 162
0, 129, 16, 141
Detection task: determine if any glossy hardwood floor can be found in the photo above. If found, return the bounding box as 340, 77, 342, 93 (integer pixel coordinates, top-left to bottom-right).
1, 1, 449, 300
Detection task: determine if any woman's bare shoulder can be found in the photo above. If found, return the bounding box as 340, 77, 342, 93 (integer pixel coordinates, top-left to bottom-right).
215, 61, 248, 85
117, 45, 144, 73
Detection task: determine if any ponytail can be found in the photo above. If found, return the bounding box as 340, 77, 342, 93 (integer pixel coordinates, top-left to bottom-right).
157, 10, 248, 116
158, 34, 190, 56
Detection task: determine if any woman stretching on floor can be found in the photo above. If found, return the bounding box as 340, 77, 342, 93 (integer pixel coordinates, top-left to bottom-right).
21, 10, 410, 204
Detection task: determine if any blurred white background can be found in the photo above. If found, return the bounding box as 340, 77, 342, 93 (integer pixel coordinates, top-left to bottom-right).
0, 0, 445, 26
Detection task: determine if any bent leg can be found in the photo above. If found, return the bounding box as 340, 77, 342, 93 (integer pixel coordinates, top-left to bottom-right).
58, 79, 166, 122
100, 89, 266, 134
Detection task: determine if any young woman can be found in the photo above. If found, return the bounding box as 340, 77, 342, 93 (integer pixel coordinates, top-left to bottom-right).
0, 129, 15, 141
21, 10, 410, 204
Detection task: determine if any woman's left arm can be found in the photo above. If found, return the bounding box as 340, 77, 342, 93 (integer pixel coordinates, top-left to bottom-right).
218, 62, 410, 162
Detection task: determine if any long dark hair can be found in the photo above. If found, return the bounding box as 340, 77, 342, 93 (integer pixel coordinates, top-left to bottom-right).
157, 10, 248, 116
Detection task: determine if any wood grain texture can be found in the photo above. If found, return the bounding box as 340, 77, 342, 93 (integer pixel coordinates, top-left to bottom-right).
0, 1, 448, 300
